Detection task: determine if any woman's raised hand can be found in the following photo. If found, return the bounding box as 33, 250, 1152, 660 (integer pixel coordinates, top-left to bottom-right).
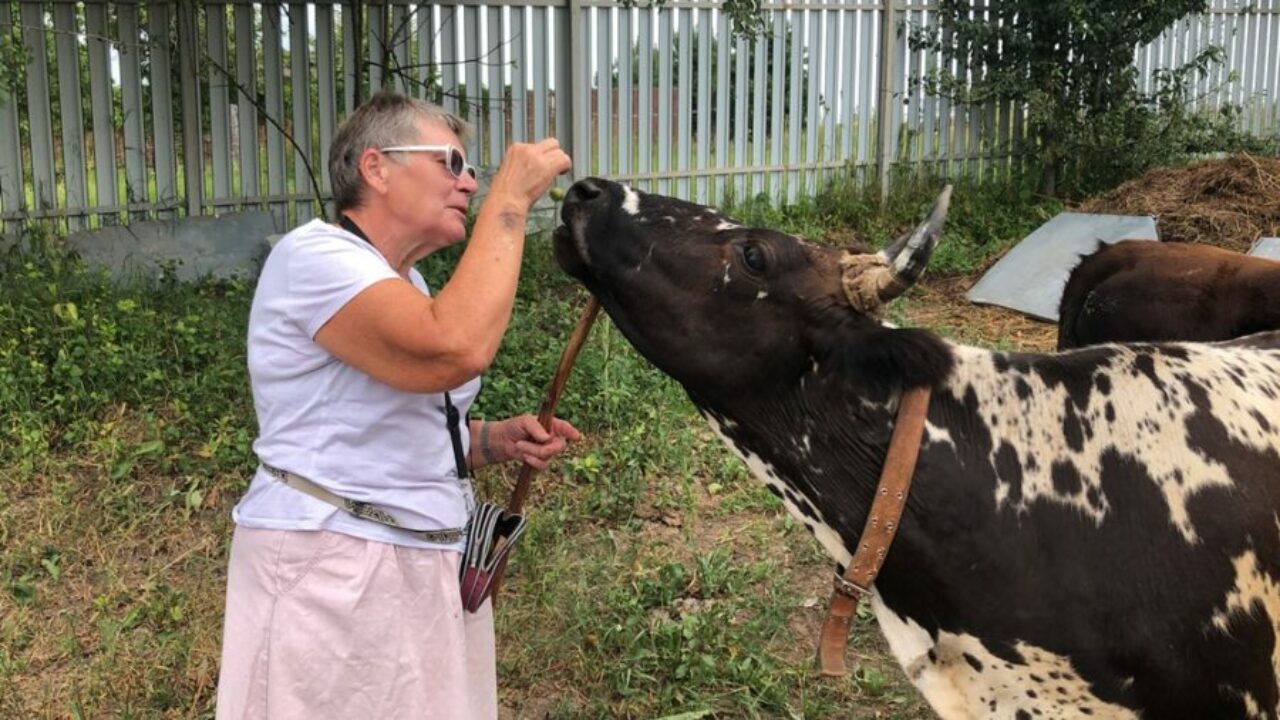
489, 138, 572, 207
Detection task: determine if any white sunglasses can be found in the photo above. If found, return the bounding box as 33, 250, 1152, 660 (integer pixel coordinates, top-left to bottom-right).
379, 144, 477, 180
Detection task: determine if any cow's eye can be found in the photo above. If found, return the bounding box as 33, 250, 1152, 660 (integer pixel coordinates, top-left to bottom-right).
740, 243, 768, 273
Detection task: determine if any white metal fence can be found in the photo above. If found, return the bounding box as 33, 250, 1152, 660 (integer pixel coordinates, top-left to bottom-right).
1, 0, 1277, 234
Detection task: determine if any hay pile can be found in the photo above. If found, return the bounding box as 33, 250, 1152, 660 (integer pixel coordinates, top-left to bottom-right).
1079, 153, 1280, 253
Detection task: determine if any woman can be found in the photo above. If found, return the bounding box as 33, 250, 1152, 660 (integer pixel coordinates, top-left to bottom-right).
216, 92, 579, 719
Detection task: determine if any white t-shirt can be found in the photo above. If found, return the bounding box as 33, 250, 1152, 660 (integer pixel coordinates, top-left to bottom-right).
234, 219, 481, 551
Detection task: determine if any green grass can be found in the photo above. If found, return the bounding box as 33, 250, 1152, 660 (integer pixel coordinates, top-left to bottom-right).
0, 173, 1053, 718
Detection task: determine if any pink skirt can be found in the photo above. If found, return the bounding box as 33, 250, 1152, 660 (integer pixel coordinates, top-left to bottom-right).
215, 526, 496, 720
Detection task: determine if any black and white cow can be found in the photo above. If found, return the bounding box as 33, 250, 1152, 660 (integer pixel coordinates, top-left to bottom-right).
553, 178, 1280, 719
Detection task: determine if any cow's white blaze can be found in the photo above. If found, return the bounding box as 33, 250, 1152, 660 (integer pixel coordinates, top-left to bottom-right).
948, 344, 1280, 543
621, 184, 641, 215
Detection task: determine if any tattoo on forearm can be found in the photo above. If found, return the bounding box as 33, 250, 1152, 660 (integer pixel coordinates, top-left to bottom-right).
497, 210, 523, 231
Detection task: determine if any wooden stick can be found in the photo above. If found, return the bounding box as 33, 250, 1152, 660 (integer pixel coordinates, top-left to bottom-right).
490, 296, 601, 601
507, 295, 600, 513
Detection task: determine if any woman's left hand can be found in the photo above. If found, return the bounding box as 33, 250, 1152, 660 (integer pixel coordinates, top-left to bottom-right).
484, 415, 582, 470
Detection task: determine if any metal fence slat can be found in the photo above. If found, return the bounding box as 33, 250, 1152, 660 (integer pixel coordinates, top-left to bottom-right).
554, 3, 573, 158
510, 7, 527, 144
342, 2, 358, 115
769, 10, 786, 199
205, 3, 232, 202
822, 7, 838, 177
465, 5, 483, 162
676, 8, 692, 198
317, 4, 337, 201
1230, 2, 1245, 115
390, 4, 411, 93
751, 27, 767, 195
805, 9, 821, 194
658, 9, 673, 195
53, 4, 87, 230
118, 4, 147, 219
0, 7, 24, 231
1245, 6, 1263, 133
733, 25, 749, 200
417, 5, 435, 100
178, 2, 203, 218
263, 3, 287, 226
934, 12, 953, 176
18, 3, 53, 219
441, 5, 460, 116
597, 6, 613, 177
618, 7, 632, 175
695, 8, 711, 204
85, 2, 117, 215
969, 0, 986, 177
148, 0, 174, 170
291, 3, 315, 222
367, 3, 385, 91
235, 4, 260, 202
487, 5, 505, 164
533, 6, 549, 141
572, 1, 591, 180
839, 9, 856, 168
715, 10, 730, 201
1264, 1, 1274, 128
788, 12, 803, 203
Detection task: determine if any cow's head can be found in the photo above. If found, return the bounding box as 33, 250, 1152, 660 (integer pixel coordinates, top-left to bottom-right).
553, 179, 955, 406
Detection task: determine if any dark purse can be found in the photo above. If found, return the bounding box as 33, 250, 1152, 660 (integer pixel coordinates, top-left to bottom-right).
444, 393, 527, 613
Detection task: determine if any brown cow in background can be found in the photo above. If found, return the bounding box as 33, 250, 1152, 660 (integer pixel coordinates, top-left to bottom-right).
1057, 240, 1280, 349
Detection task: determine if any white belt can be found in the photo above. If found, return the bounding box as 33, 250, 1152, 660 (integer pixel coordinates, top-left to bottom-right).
262, 464, 467, 545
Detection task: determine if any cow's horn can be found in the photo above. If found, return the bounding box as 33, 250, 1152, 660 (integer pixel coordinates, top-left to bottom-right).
841, 185, 952, 311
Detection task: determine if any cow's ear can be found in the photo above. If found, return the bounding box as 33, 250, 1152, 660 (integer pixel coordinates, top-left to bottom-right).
824, 325, 954, 392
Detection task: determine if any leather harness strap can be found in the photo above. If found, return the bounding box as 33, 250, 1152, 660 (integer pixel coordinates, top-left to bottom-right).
817, 385, 931, 677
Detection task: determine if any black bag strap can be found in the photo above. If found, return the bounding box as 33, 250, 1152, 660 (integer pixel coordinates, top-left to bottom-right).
339, 214, 370, 244
340, 213, 471, 481
444, 392, 469, 480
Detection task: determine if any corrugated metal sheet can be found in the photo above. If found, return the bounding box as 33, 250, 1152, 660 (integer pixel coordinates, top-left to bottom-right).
1250, 237, 1280, 260
966, 213, 1159, 322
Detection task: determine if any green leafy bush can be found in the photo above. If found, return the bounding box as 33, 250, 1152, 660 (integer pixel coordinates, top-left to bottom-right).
0, 233, 255, 474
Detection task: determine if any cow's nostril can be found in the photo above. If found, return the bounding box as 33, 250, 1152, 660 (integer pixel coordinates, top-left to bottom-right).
564, 179, 603, 205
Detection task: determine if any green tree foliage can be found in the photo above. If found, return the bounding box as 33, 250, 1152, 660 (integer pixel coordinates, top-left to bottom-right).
0, 13, 28, 105
907, 0, 1223, 197
615, 22, 810, 143
626, 0, 768, 42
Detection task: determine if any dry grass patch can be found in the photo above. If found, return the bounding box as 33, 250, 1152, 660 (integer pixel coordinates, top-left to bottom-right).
1080, 153, 1280, 252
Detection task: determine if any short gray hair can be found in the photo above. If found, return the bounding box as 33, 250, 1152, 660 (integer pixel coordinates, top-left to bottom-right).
328, 92, 473, 214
